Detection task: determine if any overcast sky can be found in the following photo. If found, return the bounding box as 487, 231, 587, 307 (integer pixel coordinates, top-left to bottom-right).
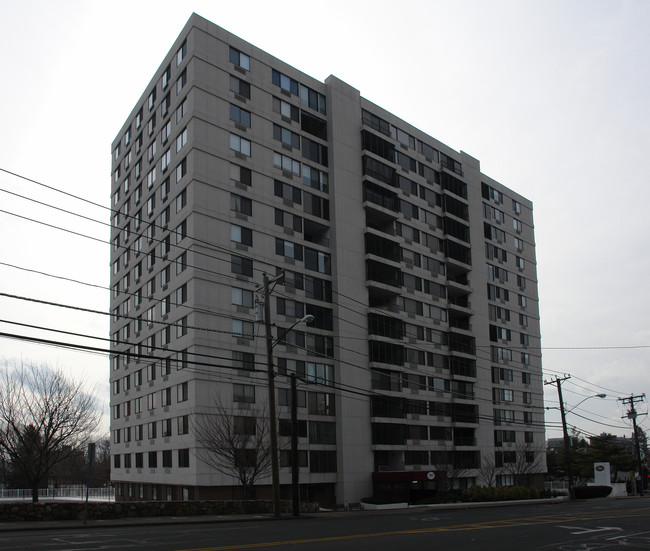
0, 0, 648, 440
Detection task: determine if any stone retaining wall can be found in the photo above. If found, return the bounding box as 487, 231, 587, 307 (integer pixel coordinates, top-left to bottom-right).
0, 500, 318, 522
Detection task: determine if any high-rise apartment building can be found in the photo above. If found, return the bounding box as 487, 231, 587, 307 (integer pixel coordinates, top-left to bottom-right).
109, 13, 544, 505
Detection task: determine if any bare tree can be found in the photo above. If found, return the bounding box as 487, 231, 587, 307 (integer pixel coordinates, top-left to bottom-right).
430, 450, 471, 492
503, 443, 547, 486
194, 396, 276, 499
0, 361, 100, 502
478, 453, 499, 487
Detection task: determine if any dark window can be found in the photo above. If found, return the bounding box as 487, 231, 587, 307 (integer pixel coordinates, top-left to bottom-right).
301, 112, 327, 140
301, 137, 328, 166
230, 104, 251, 127
178, 448, 190, 468
231, 255, 253, 277
229, 75, 251, 99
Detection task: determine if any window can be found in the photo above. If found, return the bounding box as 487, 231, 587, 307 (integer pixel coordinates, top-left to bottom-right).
232, 287, 254, 308
229, 75, 251, 99
148, 89, 156, 111
147, 167, 157, 189
176, 69, 187, 95
273, 97, 299, 121
304, 248, 330, 274
273, 124, 300, 148
274, 180, 301, 203
493, 388, 514, 402
275, 238, 303, 260
231, 255, 253, 277
231, 224, 253, 246
176, 284, 187, 305
176, 40, 186, 66
302, 137, 328, 166
234, 416, 256, 435
309, 451, 336, 473
175, 220, 186, 243
275, 209, 302, 232
230, 134, 251, 156
276, 297, 304, 318
160, 387, 172, 408
516, 256, 525, 270
148, 422, 157, 440
302, 165, 328, 192
176, 252, 187, 275
148, 451, 158, 468
177, 415, 189, 435
176, 98, 187, 123
176, 316, 188, 338
176, 159, 187, 183
231, 193, 252, 215
230, 104, 251, 128
230, 164, 252, 186
272, 69, 299, 95
273, 152, 301, 176
178, 448, 190, 468
309, 420, 336, 444
176, 127, 188, 152
161, 120, 172, 143
229, 47, 250, 70
232, 319, 254, 338
162, 450, 172, 468
308, 392, 335, 415
299, 84, 326, 114
176, 188, 186, 212
177, 382, 188, 402
148, 115, 156, 137
232, 351, 255, 371
233, 384, 255, 403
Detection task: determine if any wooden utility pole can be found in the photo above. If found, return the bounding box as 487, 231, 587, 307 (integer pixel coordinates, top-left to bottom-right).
262, 273, 281, 517
545, 375, 573, 497
619, 394, 646, 496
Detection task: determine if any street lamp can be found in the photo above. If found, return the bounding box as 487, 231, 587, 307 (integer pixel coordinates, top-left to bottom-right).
560, 393, 606, 498
566, 394, 607, 414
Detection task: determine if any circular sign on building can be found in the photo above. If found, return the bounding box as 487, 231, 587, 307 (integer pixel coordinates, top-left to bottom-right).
427, 471, 436, 480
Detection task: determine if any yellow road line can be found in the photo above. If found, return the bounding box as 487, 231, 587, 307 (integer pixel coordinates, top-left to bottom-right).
180, 506, 650, 551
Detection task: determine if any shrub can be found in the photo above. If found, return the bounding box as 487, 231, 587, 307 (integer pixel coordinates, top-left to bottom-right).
462, 485, 539, 502
572, 486, 612, 499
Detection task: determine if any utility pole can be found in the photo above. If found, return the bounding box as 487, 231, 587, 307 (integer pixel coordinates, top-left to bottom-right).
291, 373, 300, 517
258, 272, 310, 518
262, 273, 282, 517
545, 375, 573, 497
618, 394, 646, 496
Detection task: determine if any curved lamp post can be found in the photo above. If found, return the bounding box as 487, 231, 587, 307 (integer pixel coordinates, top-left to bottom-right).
561, 393, 606, 497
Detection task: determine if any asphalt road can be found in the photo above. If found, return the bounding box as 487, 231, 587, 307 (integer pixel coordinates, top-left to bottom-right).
1, 498, 649, 550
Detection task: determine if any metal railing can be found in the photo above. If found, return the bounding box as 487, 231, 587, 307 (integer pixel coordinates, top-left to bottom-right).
0, 487, 115, 501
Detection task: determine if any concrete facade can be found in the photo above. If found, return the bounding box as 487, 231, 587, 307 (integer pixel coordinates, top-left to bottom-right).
109, 13, 544, 505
